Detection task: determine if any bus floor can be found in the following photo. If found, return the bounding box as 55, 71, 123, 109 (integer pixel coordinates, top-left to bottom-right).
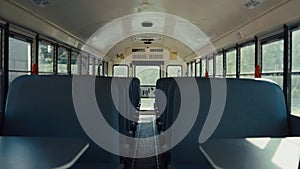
126, 115, 166, 169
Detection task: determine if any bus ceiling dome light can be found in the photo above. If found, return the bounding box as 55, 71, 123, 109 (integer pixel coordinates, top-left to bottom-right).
141, 21, 153, 27
236, 31, 244, 40
245, 0, 264, 9
141, 38, 154, 42
31, 0, 50, 8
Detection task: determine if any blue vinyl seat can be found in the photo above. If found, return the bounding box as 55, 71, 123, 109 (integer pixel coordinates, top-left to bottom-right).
155, 78, 289, 169
2, 75, 140, 168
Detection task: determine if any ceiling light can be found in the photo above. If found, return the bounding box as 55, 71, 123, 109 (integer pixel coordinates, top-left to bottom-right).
31, 0, 50, 8
134, 37, 161, 41
245, 0, 264, 9
141, 21, 153, 27
141, 38, 154, 41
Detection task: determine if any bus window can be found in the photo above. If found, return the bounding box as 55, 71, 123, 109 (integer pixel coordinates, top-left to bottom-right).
208, 58, 213, 77
291, 29, 300, 116
135, 65, 160, 110
99, 63, 103, 76
215, 54, 223, 77
71, 51, 80, 75
38, 41, 54, 74
261, 39, 284, 88
187, 63, 191, 76
0, 28, 2, 111
201, 58, 206, 77
89, 57, 95, 76
81, 53, 88, 75
8, 37, 31, 83
57, 46, 69, 74
196, 61, 200, 77
226, 50, 236, 78
240, 44, 255, 78
191, 62, 195, 77
103, 62, 108, 76
167, 65, 182, 77
136, 65, 160, 85
95, 59, 101, 76
113, 65, 129, 77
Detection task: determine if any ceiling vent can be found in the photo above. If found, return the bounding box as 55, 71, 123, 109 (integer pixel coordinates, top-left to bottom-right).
149, 55, 163, 59
150, 48, 164, 52
31, 0, 50, 8
132, 48, 146, 53
245, 0, 264, 9
133, 54, 147, 59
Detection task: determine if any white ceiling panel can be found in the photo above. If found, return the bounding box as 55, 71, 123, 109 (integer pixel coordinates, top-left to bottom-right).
9, 0, 288, 58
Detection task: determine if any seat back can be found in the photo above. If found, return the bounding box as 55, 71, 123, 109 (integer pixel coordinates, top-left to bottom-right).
156, 78, 289, 164
105, 77, 140, 136
3, 75, 140, 163
212, 78, 288, 138
155, 78, 180, 132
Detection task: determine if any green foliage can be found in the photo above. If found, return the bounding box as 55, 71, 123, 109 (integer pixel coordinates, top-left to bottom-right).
58, 47, 68, 64
136, 66, 160, 85
113, 66, 128, 77
39, 42, 54, 72
201, 60, 206, 76
226, 50, 236, 75
167, 66, 182, 77
240, 44, 255, 74
208, 59, 213, 76
292, 30, 300, 71
262, 40, 284, 72
39, 43, 53, 64
292, 30, 300, 115
216, 54, 223, 76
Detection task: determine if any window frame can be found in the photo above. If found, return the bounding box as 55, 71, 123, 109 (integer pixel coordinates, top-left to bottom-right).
88, 55, 96, 76
38, 39, 55, 74
166, 65, 183, 77
201, 57, 207, 77
215, 52, 224, 77
207, 56, 214, 77
225, 47, 237, 78
260, 34, 284, 87
8, 32, 33, 82
134, 64, 161, 85
113, 64, 129, 77
290, 27, 300, 116
187, 62, 191, 77
56, 45, 71, 75
191, 61, 196, 77
196, 60, 201, 77
239, 41, 256, 78
0, 26, 3, 72
70, 49, 81, 75
80, 52, 89, 75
